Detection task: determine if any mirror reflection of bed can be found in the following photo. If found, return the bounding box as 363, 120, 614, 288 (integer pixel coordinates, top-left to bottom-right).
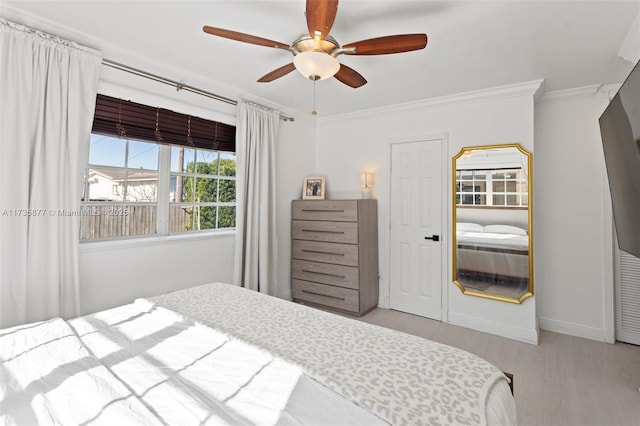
452, 144, 533, 303
456, 222, 529, 299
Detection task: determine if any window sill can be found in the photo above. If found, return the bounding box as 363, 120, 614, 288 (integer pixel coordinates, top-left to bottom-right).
79, 230, 235, 252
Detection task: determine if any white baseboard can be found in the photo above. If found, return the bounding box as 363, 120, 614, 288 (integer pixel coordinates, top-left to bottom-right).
448, 312, 539, 344
538, 317, 611, 343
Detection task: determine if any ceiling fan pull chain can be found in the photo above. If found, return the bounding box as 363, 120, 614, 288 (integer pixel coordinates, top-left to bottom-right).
312, 79, 317, 115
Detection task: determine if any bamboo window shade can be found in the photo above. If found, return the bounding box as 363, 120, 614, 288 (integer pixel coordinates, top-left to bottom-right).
92, 94, 236, 152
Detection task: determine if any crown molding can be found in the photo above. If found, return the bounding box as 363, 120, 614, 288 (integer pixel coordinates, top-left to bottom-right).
318, 79, 544, 124
538, 85, 603, 102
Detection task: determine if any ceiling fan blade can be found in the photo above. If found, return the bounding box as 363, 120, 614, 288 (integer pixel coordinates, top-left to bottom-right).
343, 34, 427, 55
334, 64, 367, 88
203, 26, 290, 49
306, 0, 339, 38
257, 63, 297, 82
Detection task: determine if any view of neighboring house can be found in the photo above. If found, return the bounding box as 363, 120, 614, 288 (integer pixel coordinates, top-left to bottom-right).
85, 167, 169, 202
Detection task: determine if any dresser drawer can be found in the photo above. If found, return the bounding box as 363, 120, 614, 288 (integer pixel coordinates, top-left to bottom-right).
292, 259, 359, 290
292, 280, 359, 313
292, 220, 358, 244
292, 200, 358, 222
292, 240, 358, 267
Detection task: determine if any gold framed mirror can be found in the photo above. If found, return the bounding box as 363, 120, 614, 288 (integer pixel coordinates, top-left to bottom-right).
452, 143, 533, 303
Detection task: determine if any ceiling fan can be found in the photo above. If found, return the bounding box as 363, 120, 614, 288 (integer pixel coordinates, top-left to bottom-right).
202, 0, 428, 88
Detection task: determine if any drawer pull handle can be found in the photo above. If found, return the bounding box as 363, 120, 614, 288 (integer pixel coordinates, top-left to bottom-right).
302, 269, 346, 279
301, 229, 345, 234
302, 249, 345, 256
301, 209, 345, 213
301, 289, 345, 301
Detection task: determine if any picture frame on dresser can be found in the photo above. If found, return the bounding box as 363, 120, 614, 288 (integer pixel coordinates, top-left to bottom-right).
302, 176, 325, 200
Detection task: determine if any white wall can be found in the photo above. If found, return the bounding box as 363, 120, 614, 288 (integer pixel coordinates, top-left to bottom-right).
314, 82, 541, 343
274, 115, 317, 300
79, 233, 235, 315
534, 87, 615, 342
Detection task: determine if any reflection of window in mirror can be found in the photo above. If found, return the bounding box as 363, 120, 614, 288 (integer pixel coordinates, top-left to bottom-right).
456, 170, 487, 205
455, 168, 527, 208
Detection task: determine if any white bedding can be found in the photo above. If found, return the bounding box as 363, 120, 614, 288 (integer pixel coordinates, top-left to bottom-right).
0, 318, 162, 426
1, 283, 516, 426
456, 230, 529, 252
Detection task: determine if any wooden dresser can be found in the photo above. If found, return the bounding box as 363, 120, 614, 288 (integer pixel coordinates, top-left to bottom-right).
291, 199, 378, 316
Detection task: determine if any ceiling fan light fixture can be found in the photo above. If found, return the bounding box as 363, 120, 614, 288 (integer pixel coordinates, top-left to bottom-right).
293, 51, 340, 81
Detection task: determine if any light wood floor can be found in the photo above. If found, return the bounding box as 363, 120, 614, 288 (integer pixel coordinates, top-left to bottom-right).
356, 308, 640, 426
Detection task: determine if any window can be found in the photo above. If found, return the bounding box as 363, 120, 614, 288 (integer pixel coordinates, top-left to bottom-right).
491, 169, 528, 207
456, 168, 527, 208
170, 147, 236, 232
456, 170, 487, 206
81, 135, 160, 239
80, 94, 236, 241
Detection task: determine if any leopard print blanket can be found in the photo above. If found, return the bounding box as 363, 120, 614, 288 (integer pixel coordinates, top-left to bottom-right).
149, 282, 507, 426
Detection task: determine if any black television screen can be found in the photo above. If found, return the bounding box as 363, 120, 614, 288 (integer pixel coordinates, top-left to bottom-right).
599, 60, 640, 258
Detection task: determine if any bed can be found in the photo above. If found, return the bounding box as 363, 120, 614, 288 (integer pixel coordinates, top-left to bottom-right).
456, 223, 529, 286
1, 282, 516, 425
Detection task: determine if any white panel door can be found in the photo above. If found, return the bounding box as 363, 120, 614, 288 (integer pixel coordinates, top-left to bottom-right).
389, 139, 443, 319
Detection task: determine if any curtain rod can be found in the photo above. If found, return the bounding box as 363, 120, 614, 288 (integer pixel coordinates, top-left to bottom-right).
102, 59, 294, 122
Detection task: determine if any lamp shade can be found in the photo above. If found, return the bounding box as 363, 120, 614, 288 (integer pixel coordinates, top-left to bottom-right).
360, 172, 374, 188
293, 51, 340, 80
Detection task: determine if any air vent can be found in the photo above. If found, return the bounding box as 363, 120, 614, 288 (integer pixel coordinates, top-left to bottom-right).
618, 250, 640, 344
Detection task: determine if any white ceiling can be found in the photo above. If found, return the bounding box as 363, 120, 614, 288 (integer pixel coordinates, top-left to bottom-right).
2, 1, 640, 118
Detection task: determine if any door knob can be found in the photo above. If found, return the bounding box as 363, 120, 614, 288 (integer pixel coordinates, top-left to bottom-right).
424, 235, 440, 241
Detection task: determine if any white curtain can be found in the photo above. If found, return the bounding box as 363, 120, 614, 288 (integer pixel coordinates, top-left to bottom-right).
0, 19, 102, 328
233, 101, 280, 294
